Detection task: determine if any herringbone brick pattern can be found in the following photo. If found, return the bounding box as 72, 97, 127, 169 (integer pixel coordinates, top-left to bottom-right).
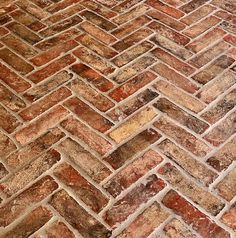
0, 0, 236, 237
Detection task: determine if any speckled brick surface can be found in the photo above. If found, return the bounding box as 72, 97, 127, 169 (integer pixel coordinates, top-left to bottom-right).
0, 0, 236, 237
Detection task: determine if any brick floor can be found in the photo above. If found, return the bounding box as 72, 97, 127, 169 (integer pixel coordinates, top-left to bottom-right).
0, 0, 236, 237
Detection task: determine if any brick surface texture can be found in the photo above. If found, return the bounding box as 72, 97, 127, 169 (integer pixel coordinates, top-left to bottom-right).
0, 0, 235, 237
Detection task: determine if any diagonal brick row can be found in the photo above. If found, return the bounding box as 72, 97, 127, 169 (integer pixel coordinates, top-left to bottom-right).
0, 0, 236, 237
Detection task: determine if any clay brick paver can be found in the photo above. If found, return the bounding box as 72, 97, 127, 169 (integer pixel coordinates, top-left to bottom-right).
0, 0, 235, 237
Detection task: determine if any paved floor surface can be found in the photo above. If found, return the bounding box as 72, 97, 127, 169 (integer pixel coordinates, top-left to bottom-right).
0, 0, 236, 237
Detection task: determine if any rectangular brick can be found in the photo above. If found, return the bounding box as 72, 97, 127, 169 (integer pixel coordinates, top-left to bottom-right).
162, 190, 230, 238
61, 116, 112, 155
216, 167, 236, 201
0, 132, 16, 157
109, 107, 157, 143
50, 190, 111, 238
0, 176, 57, 227
155, 80, 205, 113
73, 47, 115, 75
0, 149, 60, 196
19, 87, 72, 121
0, 163, 8, 180
47, 0, 81, 13
154, 98, 208, 134
58, 138, 111, 182
15, 106, 69, 145
5, 128, 64, 170
0, 48, 34, 75
70, 78, 114, 112
1, 206, 52, 238
117, 202, 169, 238
46, 221, 75, 238
152, 63, 198, 93
158, 163, 224, 215
154, 117, 211, 157
109, 71, 156, 102
104, 150, 163, 197
28, 54, 76, 83
207, 137, 236, 172
158, 139, 216, 185
104, 174, 165, 227
64, 97, 113, 133
180, 0, 209, 13
104, 129, 161, 169
107, 89, 158, 122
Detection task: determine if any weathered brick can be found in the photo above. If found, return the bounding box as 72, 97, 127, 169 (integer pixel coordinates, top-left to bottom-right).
154, 80, 205, 113
104, 174, 165, 227
104, 150, 163, 197
50, 190, 111, 238
0, 176, 58, 227
201, 89, 236, 124
23, 71, 73, 102
204, 111, 236, 146
0, 132, 16, 157
221, 204, 236, 231
46, 221, 75, 238
0, 48, 34, 75
61, 116, 112, 155
47, 0, 81, 13
152, 63, 198, 93
180, 0, 210, 13
28, 55, 76, 83
0, 163, 8, 180
15, 106, 69, 145
0, 105, 21, 133
158, 139, 217, 185
0, 149, 60, 196
20, 87, 71, 121
70, 63, 114, 92
58, 138, 111, 182
54, 163, 108, 212
109, 107, 157, 143
158, 163, 224, 215
109, 71, 156, 102
112, 0, 141, 13
164, 219, 197, 238
211, 0, 236, 14
154, 117, 211, 157
1, 206, 52, 238
154, 98, 208, 134
207, 137, 236, 171
70, 78, 114, 112
104, 129, 161, 169
216, 164, 236, 201
192, 55, 234, 84
117, 202, 169, 238
162, 190, 230, 238
107, 89, 158, 122
73, 47, 115, 75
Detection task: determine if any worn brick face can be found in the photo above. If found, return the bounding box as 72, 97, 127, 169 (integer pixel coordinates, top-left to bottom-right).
0, 0, 235, 237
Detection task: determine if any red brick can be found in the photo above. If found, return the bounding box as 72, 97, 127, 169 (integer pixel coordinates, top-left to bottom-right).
224, 34, 236, 46
221, 204, 236, 231
109, 71, 156, 102
31, 40, 78, 66
0, 163, 8, 180
1, 206, 52, 238
104, 129, 161, 169
162, 190, 230, 238
0, 149, 60, 196
70, 78, 114, 112
146, 0, 184, 18
152, 63, 198, 93
61, 116, 113, 155
180, 0, 210, 13
58, 138, 111, 182
70, 63, 114, 92
15, 106, 69, 145
0, 48, 34, 75
0, 176, 58, 227
54, 163, 108, 212
73, 47, 115, 75
0, 132, 16, 157
154, 117, 211, 157
46, 221, 75, 238
104, 174, 165, 227
28, 55, 76, 83
47, 0, 81, 13
117, 202, 169, 238
50, 190, 111, 238
104, 150, 163, 197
